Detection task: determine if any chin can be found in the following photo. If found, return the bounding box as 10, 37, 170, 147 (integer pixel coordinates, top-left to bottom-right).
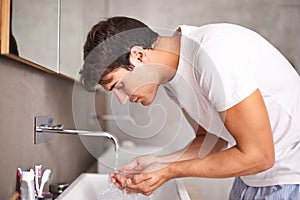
141, 101, 150, 106
141, 99, 152, 106
140, 91, 157, 106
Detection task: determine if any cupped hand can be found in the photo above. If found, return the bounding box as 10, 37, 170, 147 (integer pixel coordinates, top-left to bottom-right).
122, 162, 172, 196
110, 155, 159, 190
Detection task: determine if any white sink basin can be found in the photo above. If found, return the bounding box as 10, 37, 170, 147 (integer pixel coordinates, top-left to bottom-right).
57, 173, 190, 200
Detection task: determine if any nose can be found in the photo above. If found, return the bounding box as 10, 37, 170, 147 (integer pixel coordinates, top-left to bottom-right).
112, 89, 129, 105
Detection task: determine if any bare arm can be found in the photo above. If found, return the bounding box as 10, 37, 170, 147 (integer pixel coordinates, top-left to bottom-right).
158, 108, 228, 162
168, 89, 275, 178
117, 90, 275, 196
158, 133, 228, 162
126, 89, 275, 193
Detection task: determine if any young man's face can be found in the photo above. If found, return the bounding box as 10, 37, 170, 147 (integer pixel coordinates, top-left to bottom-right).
101, 67, 159, 106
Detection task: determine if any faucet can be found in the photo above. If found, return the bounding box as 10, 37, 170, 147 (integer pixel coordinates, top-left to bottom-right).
34, 115, 119, 151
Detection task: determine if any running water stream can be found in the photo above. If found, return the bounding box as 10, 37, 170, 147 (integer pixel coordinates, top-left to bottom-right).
99, 139, 156, 200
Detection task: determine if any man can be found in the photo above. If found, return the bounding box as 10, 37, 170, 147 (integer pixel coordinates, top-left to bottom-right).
80, 16, 300, 199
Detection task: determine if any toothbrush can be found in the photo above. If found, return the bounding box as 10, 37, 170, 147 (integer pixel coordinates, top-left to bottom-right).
38, 169, 51, 197
35, 165, 42, 194
16, 168, 24, 193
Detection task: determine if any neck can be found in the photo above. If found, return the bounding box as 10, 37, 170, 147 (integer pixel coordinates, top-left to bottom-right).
150, 35, 181, 83
153, 35, 181, 56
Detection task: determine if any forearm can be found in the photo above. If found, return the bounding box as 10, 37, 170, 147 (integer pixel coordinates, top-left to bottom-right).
158, 133, 228, 163
168, 145, 273, 179
164, 90, 275, 180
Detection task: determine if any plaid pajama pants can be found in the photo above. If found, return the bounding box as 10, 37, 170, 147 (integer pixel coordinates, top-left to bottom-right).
229, 177, 300, 200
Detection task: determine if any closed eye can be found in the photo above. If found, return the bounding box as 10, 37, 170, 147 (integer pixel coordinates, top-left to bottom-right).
115, 82, 124, 90
109, 82, 117, 91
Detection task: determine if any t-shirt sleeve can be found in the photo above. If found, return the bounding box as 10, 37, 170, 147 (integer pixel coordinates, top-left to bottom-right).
196, 38, 258, 112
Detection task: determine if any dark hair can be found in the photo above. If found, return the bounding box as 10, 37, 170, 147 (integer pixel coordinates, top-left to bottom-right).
80, 16, 159, 91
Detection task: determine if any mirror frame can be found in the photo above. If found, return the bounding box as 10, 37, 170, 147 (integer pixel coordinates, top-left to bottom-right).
0, 0, 73, 81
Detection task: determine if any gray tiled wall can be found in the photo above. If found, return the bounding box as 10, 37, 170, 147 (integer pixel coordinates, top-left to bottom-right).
108, 0, 300, 73
0, 57, 103, 199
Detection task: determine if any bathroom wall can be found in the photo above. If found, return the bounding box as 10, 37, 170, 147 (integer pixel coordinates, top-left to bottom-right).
0, 57, 106, 199
108, 0, 300, 72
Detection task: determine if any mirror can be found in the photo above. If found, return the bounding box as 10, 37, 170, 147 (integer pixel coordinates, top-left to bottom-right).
1, 0, 61, 77
59, 0, 108, 79
0, 0, 108, 80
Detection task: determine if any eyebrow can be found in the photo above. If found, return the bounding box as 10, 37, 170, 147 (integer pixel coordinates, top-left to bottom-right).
109, 82, 117, 91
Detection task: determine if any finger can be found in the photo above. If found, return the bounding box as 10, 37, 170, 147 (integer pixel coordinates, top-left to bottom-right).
128, 174, 164, 195
110, 172, 116, 179
140, 179, 162, 196
114, 181, 123, 190
123, 179, 142, 193
131, 173, 152, 185
125, 179, 155, 195
125, 176, 151, 191
123, 186, 139, 194
110, 176, 124, 190
144, 192, 152, 196
111, 173, 129, 189
117, 174, 129, 187
110, 177, 122, 189
121, 179, 143, 194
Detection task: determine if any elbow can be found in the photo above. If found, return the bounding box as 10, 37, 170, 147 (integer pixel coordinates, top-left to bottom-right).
245, 149, 275, 173
257, 153, 275, 172
263, 156, 275, 171
259, 160, 274, 172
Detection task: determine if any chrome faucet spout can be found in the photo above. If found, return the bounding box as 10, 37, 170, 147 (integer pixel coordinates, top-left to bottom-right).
34, 116, 120, 152
68, 130, 119, 152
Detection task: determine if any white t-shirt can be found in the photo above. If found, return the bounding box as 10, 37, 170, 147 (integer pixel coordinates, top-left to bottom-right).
163, 24, 300, 187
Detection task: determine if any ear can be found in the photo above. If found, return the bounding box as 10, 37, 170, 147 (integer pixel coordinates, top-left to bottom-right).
129, 46, 145, 67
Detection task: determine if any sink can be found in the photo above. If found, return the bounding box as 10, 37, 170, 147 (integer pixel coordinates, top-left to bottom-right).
56, 173, 191, 200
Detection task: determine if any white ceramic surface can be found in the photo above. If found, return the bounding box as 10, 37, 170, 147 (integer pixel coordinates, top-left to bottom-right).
57, 173, 191, 200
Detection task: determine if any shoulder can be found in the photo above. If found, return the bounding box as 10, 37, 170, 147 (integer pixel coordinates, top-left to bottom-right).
180, 23, 250, 39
